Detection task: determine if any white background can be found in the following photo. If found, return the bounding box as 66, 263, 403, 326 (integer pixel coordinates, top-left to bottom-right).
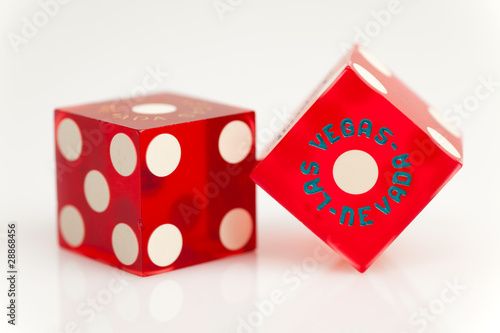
1, 0, 500, 332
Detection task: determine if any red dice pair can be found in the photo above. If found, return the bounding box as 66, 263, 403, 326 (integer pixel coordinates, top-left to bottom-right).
55, 46, 462, 275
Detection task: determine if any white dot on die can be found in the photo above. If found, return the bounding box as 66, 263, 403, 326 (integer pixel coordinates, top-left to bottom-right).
148, 224, 183, 267
218, 120, 253, 164
132, 103, 177, 114
84, 170, 110, 213
333, 150, 379, 195
112, 223, 139, 266
353, 63, 388, 94
57, 118, 83, 162
110, 133, 137, 177
428, 107, 461, 138
149, 280, 184, 322
146, 134, 181, 177
219, 208, 254, 251
358, 47, 392, 77
427, 127, 461, 159
59, 205, 85, 247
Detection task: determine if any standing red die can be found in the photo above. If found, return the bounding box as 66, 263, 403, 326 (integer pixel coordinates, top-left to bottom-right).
251, 45, 463, 272
55, 93, 256, 276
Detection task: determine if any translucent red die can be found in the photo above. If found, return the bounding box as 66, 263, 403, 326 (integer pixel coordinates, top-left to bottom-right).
251, 45, 463, 272
55, 93, 256, 276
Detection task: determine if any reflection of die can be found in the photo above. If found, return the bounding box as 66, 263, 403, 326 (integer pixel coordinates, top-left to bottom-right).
55, 93, 256, 276
58, 250, 257, 332
251, 45, 463, 272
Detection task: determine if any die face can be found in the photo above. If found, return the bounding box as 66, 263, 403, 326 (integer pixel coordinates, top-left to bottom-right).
251, 46, 463, 272
61, 92, 251, 130
55, 111, 144, 275
139, 113, 256, 276
56, 94, 256, 277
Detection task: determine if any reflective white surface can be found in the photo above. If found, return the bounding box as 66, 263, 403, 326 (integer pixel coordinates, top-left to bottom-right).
1, 0, 500, 332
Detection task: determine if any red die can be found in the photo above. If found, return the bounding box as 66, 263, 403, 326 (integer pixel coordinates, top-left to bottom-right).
251, 45, 463, 272
55, 93, 256, 276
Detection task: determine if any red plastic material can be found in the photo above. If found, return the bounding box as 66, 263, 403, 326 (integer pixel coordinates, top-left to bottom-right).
55, 93, 256, 276
251, 45, 463, 272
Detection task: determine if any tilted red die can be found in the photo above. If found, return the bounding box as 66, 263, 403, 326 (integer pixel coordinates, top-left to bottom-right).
55, 93, 256, 276
251, 45, 463, 272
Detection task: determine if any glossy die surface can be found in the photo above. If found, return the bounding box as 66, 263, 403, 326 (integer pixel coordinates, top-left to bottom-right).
55, 93, 256, 276
251, 45, 463, 272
